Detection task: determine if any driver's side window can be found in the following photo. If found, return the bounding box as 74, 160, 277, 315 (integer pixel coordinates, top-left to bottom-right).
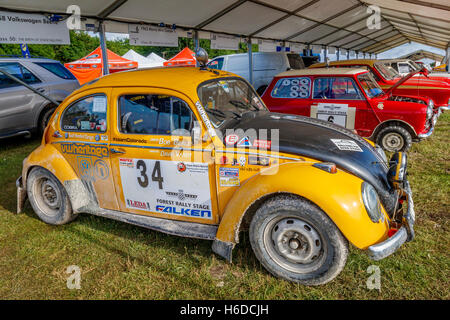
118, 94, 194, 136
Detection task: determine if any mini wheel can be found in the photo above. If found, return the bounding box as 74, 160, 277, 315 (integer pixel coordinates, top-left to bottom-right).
376, 125, 412, 152
26, 167, 77, 225
249, 195, 348, 285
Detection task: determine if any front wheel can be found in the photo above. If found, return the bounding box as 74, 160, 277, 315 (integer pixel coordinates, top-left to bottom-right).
249, 195, 348, 285
26, 167, 77, 225
38, 107, 56, 135
376, 125, 412, 152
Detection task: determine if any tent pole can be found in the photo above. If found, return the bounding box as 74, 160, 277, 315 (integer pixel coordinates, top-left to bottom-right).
248, 37, 253, 86
194, 30, 199, 67
336, 48, 340, 61
99, 21, 109, 75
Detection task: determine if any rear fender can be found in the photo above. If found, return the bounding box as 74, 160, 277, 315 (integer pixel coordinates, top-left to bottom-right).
21, 144, 93, 213
213, 162, 390, 261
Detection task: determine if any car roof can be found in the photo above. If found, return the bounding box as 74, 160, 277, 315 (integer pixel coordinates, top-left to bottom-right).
276, 67, 368, 77
310, 59, 377, 68
78, 66, 235, 96
0, 57, 61, 63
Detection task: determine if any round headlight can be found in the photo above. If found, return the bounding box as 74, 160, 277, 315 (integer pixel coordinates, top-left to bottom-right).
361, 182, 383, 223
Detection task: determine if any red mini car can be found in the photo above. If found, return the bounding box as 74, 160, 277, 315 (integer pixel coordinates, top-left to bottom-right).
310, 59, 450, 112
262, 68, 437, 152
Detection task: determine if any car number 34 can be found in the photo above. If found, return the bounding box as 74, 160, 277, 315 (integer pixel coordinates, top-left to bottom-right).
118, 158, 213, 219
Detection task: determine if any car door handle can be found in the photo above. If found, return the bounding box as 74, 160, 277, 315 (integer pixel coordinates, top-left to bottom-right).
36, 87, 45, 93
110, 148, 126, 154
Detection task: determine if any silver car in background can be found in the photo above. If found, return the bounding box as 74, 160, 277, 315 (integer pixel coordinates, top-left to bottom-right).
0, 57, 80, 139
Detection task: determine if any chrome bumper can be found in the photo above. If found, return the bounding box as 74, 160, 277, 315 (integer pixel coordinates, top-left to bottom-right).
368, 181, 415, 261
439, 106, 449, 111
418, 112, 438, 139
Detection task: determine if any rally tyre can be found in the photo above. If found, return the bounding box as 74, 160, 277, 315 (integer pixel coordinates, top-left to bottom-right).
249, 195, 348, 285
376, 125, 412, 152
26, 167, 77, 225
38, 107, 56, 135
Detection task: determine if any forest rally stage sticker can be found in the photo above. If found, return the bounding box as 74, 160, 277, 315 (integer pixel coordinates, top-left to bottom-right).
119, 159, 213, 219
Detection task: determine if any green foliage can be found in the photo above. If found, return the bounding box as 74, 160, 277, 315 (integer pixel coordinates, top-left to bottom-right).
0, 30, 256, 63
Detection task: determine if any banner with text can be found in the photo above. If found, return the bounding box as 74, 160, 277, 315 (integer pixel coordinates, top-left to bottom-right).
210, 33, 239, 50
0, 11, 70, 44
129, 24, 178, 47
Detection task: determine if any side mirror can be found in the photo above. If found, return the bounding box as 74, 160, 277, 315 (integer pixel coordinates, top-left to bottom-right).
420, 66, 429, 77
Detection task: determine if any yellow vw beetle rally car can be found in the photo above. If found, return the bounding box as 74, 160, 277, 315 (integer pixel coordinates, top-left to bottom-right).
16, 52, 415, 285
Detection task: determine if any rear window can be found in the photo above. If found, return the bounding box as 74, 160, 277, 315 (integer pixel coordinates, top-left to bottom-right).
34, 62, 76, 80
271, 77, 311, 98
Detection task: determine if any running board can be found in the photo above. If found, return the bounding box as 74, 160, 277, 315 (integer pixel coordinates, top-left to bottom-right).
91, 208, 218, 240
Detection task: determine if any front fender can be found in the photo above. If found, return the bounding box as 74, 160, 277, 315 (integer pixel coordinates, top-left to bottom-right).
215, 162, 390, 253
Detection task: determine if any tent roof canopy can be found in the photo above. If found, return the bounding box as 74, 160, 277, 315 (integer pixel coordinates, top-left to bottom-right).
397, 49, 445, 62
0, 0, 448, 54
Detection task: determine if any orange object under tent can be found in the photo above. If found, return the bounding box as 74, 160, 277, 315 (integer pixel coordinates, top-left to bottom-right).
163, 47, 196, 67
65, 47, 138, 85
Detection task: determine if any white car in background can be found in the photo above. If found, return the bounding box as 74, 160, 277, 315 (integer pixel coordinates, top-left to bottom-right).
0, 57, 80, 139
207, 52, 305, 95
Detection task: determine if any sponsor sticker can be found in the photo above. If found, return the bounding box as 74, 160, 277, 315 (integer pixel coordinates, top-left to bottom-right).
61, 143, 109, 158
219, 177, 240, 187
253, 139, 271, 149
248, 156, 270, 166
237, 136, 252, 147
225, 134, 239, 145
219, 167, 239, 177
195, 101, 216, 137
119, 158, 134, 168
330, 139, 363, 152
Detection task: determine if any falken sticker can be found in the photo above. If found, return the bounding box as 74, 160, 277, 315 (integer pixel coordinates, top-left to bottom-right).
195, 101, 217, 137
219, 167, 239, 178
330, 139, 363, 152
237, 136, 252, 147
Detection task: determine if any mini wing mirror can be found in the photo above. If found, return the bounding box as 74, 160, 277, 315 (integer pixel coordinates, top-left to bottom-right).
420, 66, 429, 77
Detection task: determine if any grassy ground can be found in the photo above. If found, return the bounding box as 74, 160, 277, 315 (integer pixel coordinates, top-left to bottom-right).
0, 114, 448, 300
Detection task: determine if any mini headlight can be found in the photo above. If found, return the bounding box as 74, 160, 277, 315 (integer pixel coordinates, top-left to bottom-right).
361, 182, 383, 223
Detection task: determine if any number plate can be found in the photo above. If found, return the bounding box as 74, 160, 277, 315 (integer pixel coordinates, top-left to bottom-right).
118, 158, 213, 220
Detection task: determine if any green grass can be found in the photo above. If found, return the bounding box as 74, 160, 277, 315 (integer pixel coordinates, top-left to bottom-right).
0, 114, 449, 299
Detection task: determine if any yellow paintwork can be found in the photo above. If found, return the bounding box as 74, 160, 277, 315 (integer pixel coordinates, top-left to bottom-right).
21, 66, 391, 250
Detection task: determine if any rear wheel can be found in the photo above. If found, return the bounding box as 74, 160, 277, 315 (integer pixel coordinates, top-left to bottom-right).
26, 167, 77, 225
376, 125, 412, 152
249, 195, 348, 285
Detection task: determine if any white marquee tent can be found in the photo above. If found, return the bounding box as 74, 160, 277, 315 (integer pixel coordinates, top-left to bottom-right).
122, 49, 164, 68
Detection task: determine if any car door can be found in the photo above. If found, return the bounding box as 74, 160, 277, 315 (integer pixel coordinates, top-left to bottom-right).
109, 88, 219, 225
310, 76, 369, 134
57, 88, 118, 211
0, 62, 46, 135
267, 76, 312, 115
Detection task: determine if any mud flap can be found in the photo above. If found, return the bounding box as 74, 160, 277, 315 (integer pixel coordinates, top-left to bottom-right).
212, 239, 234, 263
16, 177, 27, 214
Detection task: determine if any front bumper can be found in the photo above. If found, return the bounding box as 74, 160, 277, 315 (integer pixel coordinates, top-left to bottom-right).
439, 106, 449, 111
367, 180, 415, 261
418, 112, 439, 139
